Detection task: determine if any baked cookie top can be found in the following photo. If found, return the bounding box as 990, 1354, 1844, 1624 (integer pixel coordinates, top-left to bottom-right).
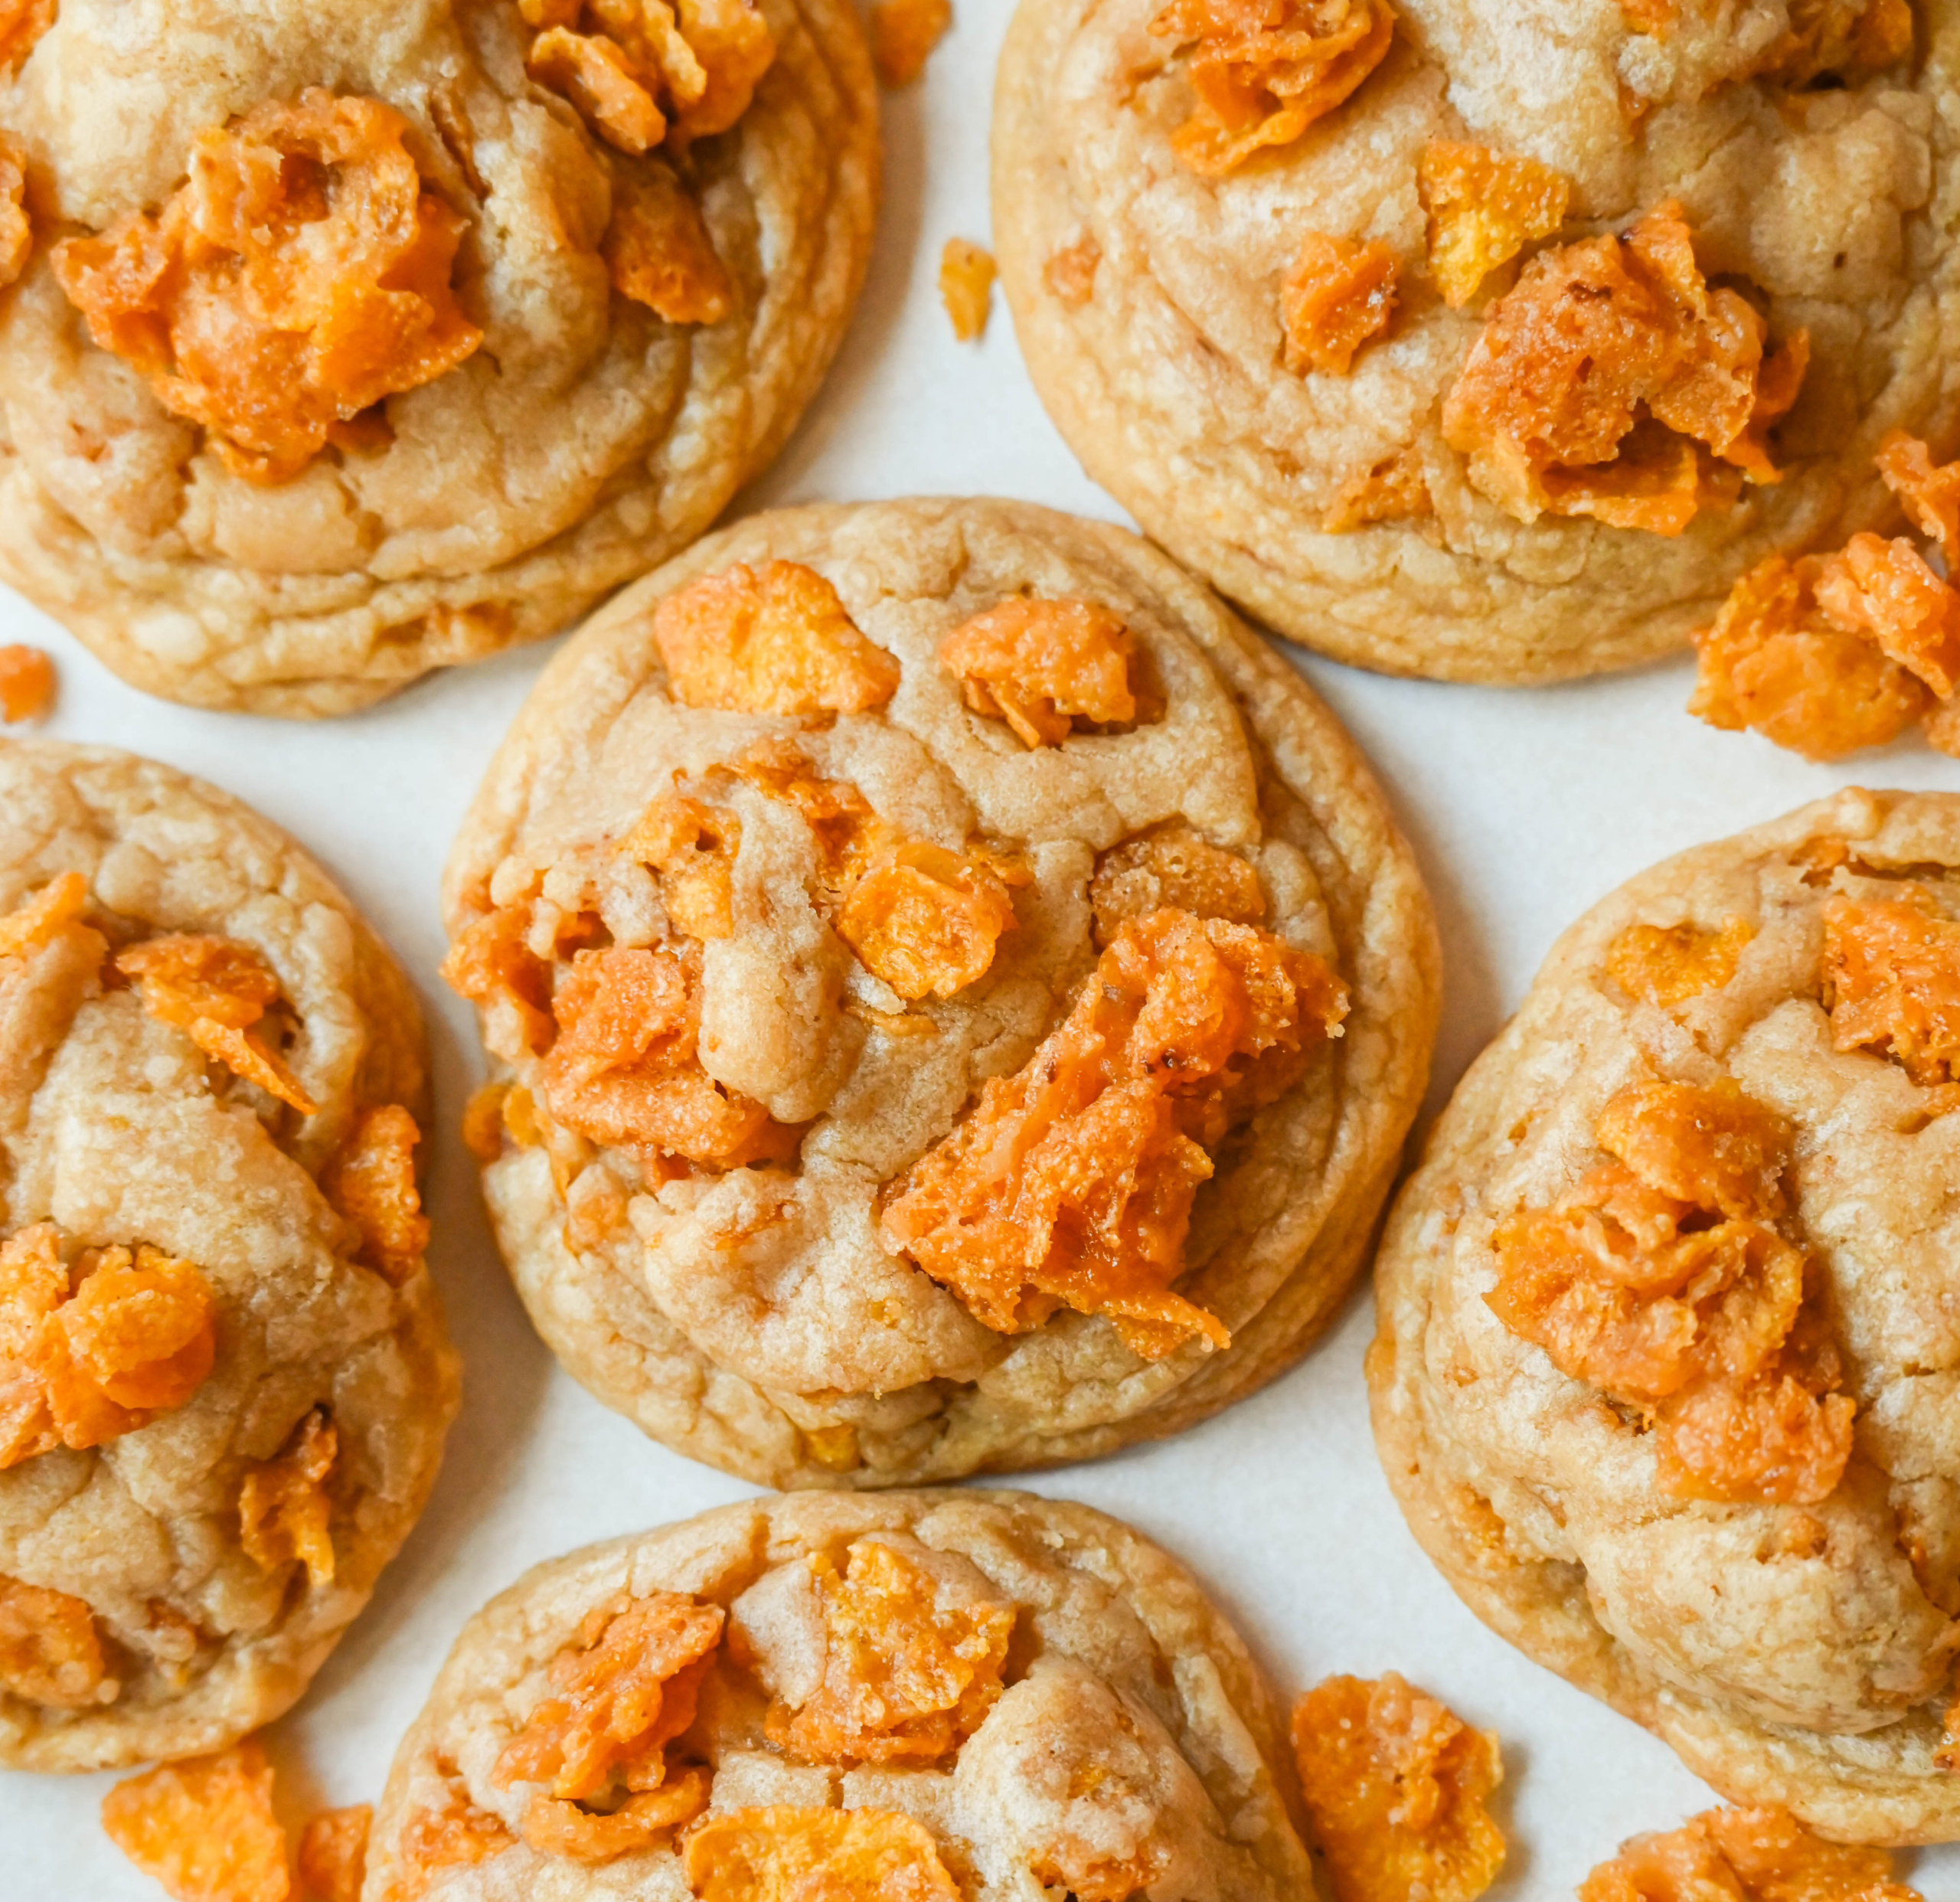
0, 0, 878, 715
0, 740, 458, 1772
992, 0, 1960, 683
443, 497, 1438, 1489
1370, 787, 1960, 1845
361, 1491, 1315, 1901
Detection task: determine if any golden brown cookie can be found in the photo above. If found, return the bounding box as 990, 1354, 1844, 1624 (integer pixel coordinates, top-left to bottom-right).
992, 0, 1960, 683
0, 740, 458, 1771
443, 497, 1439, 1488
1370, 787, 1960, 1845
0, 0, 879, 716
361, 1490, 1315, 1900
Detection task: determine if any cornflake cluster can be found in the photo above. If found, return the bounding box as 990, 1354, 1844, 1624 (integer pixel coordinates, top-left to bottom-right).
1577, 1804, 1921, 1902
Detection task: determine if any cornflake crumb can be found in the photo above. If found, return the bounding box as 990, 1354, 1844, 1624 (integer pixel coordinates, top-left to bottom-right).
239, 1407, 338, 1587
1606, 917, 1753, 1008
684, 1805, 962, 1900
1418, 140, 1569, 309
321, 1105, 429, 1283
1282, 232, 1397, 377
622, 794, 742, 943
1089, 825, 1266, 947
299, 1805, 372, 1902
462, 1083, 510, 1163
1044, 234, 1101, 307
1323, 448, 1432, 533
1292, 1672, 1505, 1902
1823, 890, 1960, 1085
0, 1572, 111, 1708
392, 1774, 514, 1901
0, 643, 54, 723
1878, 430, 1960, 570
102, 1740, 290, 1902
604, 164, 733, 324
1753, 0, 1913, 84
871, 0, 951, 86
0, 134, 28, 289
836, 839, 1022, 1002
940, 237, 996, 342
939, 595, 1139, 747
1577, 1804, 1917, 1902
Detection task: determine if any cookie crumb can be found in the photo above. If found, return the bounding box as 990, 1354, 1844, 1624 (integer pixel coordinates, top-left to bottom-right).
102, 1740, 290, 1902
1577, 1805, 1916, 1901
871, 0, 950, 87
1282, 232, 1397, 377
939, 237, 995, 342
0, 643, 54, 723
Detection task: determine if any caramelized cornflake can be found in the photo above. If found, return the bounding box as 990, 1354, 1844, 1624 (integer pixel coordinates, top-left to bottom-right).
1282, 232, 1397, 376
871, 0, 951, 85
1811, 534, 1960, 698
622, 793, 742, 941
726, 740, 880, 896
685, 1805, 962, 1900
0, 643, 55, 723
1090, 825, 1266, 946
836, 839, 1021, 1001
939, 237, 995, 342
938, 596, 1138, 747
391, 1782, 514, 1901
605, 162, 733, 323
769, 1538, 1013, 1764
1418, 141, 1569, 310
239, 1407, 338, 1587
0, 1573, 111, 1708
1323, 447, 1432, 533
653, 560, 901, 714
1044, 235, 1101, 307
1877, 433, 1960, 570
1578, 1805, 1917, 1902
299, 1805, 372, 1902
882, 908, 1347, 1357
1148, 0, 1396, 177
524, 1768, 711, 1861
322, 1105, 428, 1283
0, 134, 28, 289
441, 906, 557, 1058
1489, 1079, 1854, 1505
118, 933, 318, 1114
101, 1740, 290, 1902
0, 0, 52, 77
462, 1082, 511, 1162
1292, 1673, 1505, 1902
1607, 917, 1753, 1008
0, 869, 87, 958
1824, 891, 1960, 1085
1618, 0, 1678, 36
1442, 204, 1808, 534
54, 91, 481, 484
1753, 0, 1914, 85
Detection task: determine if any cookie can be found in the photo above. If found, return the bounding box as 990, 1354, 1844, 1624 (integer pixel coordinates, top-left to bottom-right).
0, 740, 458, 1771
0, 0, 880, 717
991, 0, 1960, 683
1370, 787, 1960, 1844
361, 1489, 1315, 1900
443, 496, 1439, 1489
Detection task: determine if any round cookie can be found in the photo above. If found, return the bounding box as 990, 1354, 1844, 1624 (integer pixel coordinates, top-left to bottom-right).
0, 740, 459, 1771
1370, 786, 1960, 1845
0, 0, 880, 717
443, 497, 1439, 1489
992, 0, 1960, 684
361, 1490, 1315, 1901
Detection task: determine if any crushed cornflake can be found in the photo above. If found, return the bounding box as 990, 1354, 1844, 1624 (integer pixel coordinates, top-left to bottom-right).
1939, 1691, 1960, 1773
1089, 825, 1266, 947
684, 1804, 962, 1900
117, 933, 318, 1114
1, 1226, 218, 1468
1442, 203, 1808, 535
1753, 0, 1914, 85
1418, 140, 1569, 310
1578, 1804, 1917, 1902
54, 91, 482, 485
622, 793, 743, 942
881, 908, 1348, 1358
1823, 890, 1960, 1086
1488, 1078, 1855, 1505
462, 1082, 511, 1163
939, 237, 995, 342
871, 0, 952, 85
391, 1776, 515, 1901
1292, 1672, 1505, 1902
0, 869, 88, 959
1148, 0, 1396, 177
0, 0, 52, 77
653, 560, 901, 714
239, 1407, 338, 1587
1878, 431, 1960, 570
938, 595, 1139, 747
299, 1805, 372, 1902
523, 1767, 710, 1862
769, 1538, 1014, 1764
1282, 232, 1397, 377
101, 1740, 290, 1902
322, 1105, 429, 1284
0, 1572, 112, 1708
1323, 447, 1432, 533
1044, 235, 1101, 307
605, 162, 733, 324
1617, 0, 1677, 31
0, 133, 28, 289
441, 906, 557, 1060
836, 839, 1022, 1002
0, 643, 54, 724
726, 740, 880, 898
1606, 917, 1753, 1008
1812, 534, 1960, 696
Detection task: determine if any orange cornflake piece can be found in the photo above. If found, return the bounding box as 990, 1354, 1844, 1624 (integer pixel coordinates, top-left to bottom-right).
441, 906, 557, 1059
1578, 1805, 1917, 1902
1824, 891, 1960, 1086
0, 869, 87, 959
871, 0, 951, 85
1418, 140, 1569, 310
1442, 203, 1808, 534
605, 162, 733, 324
1282, 232, 1397, 377
1939, 1691, 1960, 1773
1044, 235, 1101, 307
0, 643, 54, 723
622, 793, 743, 941
882, 908, 1348, 1358
769, 1539, 1014, 1764
1148, 0, 1396, 178
939, 237, 995, 342
391, 1781, 514, 1901
322, 1105, 429, 1284
0, 0, 52, 77
102, 1740, 291, 1902
1323, 447, 1432, 533
1689, 554, 1928, 761
1606, 917, 1753, 1009
239, 1407, 338, 1588
726, 740, 882, 896
1753, 0, 1914, 85
1089, 825, 1266, 946
1877, 432, 1960, 571
53, 90, 481, 485
1811, 533, 1960, 698
0, 1572, 112, 1708
653, 559, 901, 715
684, 1805, 962, 1901
117, 933, 318, 1115
1593, 1077, 1788, 1220
1618, 0, 1678, 35
837, 839, 1021, 1002
299, 1806, 371, 1902
1293, 1673, 1504, 1902
462, 1082, 511, 1163
523, 1768, 710, 1863
0, 134, 28, 291
938, 596, 1138, 747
